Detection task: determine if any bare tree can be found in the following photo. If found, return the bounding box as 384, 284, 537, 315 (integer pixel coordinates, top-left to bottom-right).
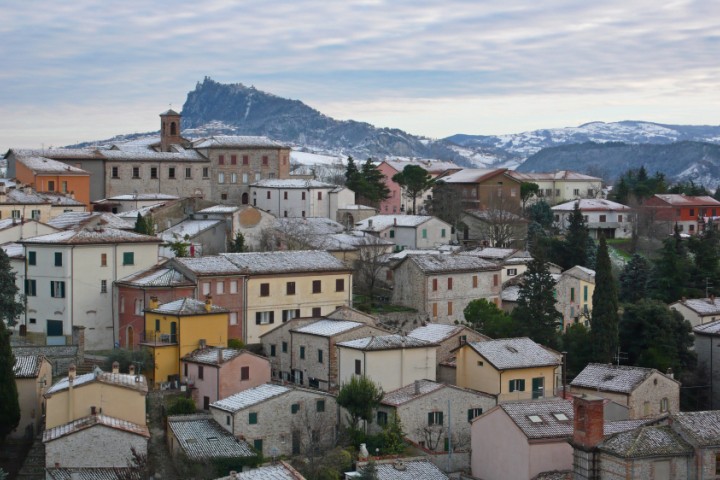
291, 405, 338, 475
354, 243, 392, 305
465, 194, 526, 248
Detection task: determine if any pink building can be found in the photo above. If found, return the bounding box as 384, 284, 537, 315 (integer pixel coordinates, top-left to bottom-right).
116, 263, 195, 350
377, 160, 460, 215
182, 347, 271, 410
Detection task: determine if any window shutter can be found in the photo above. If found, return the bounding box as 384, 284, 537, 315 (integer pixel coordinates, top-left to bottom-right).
256, 312, 261, 325
439, 412, 444, 425
509, 380, 515, 392
50, 282, 55, 297
269, 311, 275, 324
295, 309, 300, 318
428, 412, 434, 425
519, 379, 526, 391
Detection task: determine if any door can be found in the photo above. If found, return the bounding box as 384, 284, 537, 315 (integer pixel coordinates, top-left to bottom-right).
292, 430, 301, 455
127, 326, 134, 350
170, 322, 177, 343
532, 377, 545, 399
46, 320, 65, 345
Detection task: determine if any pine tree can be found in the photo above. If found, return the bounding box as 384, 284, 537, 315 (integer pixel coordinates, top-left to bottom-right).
134, 213, 146, 234
648, 233, 690, 303
590, 234, 620, 363
0, 249, 23, 327
345, 156, 361, 193
0, 315, 21, 442
511, 252, 562, 348
564, 202, 589, 269
392, 165, 433, 214
358, 159, 390, 207
619, 254, 651, 303
228, 232, 247, 253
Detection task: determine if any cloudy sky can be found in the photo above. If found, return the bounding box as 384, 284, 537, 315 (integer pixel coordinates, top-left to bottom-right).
1, 0, 718, 151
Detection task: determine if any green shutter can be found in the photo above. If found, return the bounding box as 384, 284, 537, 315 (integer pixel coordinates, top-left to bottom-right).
253, 439, 263, 453
519, 379, 526, 391
316, 400, 325, 412
428, 412, 434, 425
249, 412, 257, 424
291, 404, 299, 414
28, 251, 36, 265
584, 285, 588, 301
438, 412, 444, 425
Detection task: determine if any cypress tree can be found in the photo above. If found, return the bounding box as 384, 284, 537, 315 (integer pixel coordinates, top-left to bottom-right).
0, 248, 23, 327
648, 230, 690, 303
564, 202, 589, 269
512, 251, 562, 348
590, 234, 620, 363
619, 254, 651, 303
0, 248, 21, 441
345, 156, 361, 193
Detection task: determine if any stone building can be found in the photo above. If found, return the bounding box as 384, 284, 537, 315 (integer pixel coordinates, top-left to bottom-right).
250, 179, 354, 219
12, 354, 52, 439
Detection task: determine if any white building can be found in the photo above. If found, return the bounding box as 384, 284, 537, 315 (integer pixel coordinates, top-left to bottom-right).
250, 179, 355, 220
19, 228, 160, 349
355, 215, 453, 250
552, 199, 633, 239
510, 171, 603, 205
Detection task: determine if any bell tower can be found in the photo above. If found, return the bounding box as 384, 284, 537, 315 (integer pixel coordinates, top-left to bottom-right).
160, 109, 182, 152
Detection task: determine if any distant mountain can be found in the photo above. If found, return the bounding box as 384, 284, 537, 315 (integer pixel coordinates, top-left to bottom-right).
517, 141, 720, 188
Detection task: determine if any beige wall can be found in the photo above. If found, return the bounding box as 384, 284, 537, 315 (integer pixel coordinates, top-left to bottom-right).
471, 407, 531, 480
337, 346, 436, 392
670, 302, 713, 328
45, 382, 146, 429
12, 359, 52, 439
555, 275, 595, 329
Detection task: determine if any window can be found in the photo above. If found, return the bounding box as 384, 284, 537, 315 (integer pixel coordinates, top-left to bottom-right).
255, 311, 275, 325
123, 252, 134, 265
433, 303, 438, 317
447, 302, 453, 315
218, 172, 225, 184
422, 228, 427, 239
54, 252, 62, 267
312, 280, 321, 293
47, 180, 55, 191
467, 408, 483, 422
168, 167, 176, 179
150, 167, 158, 179
25, 279, 36, 296
318, 349, 323, 363
660, 397, 669, 412
221, 193, 228, 200
262, 155, 268, 165
355, 359, 362, 375
100, 280, 107, 293
583, 215, 589, 222
282, 341, 288, 353
570, 288, 575, 302
428, 412, 444, 426
573, 188, 580, 196
202, 282, 211, 295
301, 192, 306, 200
198, 366, 204, 379
509, 379, 526, 392
389, 230, 395, 238
441, 228, 446, 238
230, 280, 238, 294
101, 253, 107, 266
226, 415, 230, 426
249, 412, 258, 424
31, 209, 41, 220
291, 403, 300, 414
493, 274, 499, 286
282, 309, 300, 322
270, 345, 276, 357
300, 346, 306, 359
377, 411, 388, 426
284, 191, 288, 200
185, 167, 192, 178
241, 366, 250, 381
583, 285, 588, 302
316, 400, 325, 412
230, 312, 238, 325
432, 278, 438, 291
218, 155, 225, 165
135, 299, 144, 315
599, 214, 607, 222
111, 166, 119, 178
11, 210, 20, 219
260, 283, 270, 296
618, 214, 623, 222
28, 251, 36, 266
690, 208, 695, 217
318, 191, 323, 200
312, 307, 321, 317
242, 155, 249, 165
231, 154, 237, 165
448, 278, 453, 290
253, 439, 262, 453
336, 279, 345, 292
242, 173, 249, 184
507, 268, 517, 276
715, 452, 720, 475
202, 167, 209, 178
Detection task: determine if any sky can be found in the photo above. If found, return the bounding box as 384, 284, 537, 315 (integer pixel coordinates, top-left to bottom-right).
1, 0, 718, 152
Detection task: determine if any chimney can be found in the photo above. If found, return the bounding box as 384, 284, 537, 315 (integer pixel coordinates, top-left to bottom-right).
68, 364, 76, 382
129, 364, 135, 376
368, 219, 373, 228
149, 296, 160, 310
710, 294, 716, 304
571, 394, 605, 450
199, 339, 207, 349
666, 367, 674, 380
205, 295, 213, 313
217, 348, 223, 364
72, 326, 86, 364
394, 217, 397, 226
112, 361, 119, 374
414, 380, 421, 395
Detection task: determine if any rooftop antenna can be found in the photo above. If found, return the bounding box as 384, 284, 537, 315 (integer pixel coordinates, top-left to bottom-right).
613, 347, 628, 366
707, 277, 713, 298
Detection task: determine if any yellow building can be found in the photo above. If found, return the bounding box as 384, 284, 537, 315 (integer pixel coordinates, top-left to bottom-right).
455, 337, 561, 402
44, 362, 148, 429
142, 296, 229, 387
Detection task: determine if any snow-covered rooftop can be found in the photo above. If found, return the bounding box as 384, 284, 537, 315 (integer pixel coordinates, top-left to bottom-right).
405, 253, 500, 274
101, 148, 204, 162
150, 298, 228, 315
501, 285, 521, 302
47, 211, 134, 230
562, 265, 596, 282
693, 319, 720, 335
197, 205, 240, 214
671, 411, 720, 447
652, 194, 720, 207
438, 168, 506, 183
21, 227, 160, 245
510, 170, 602, 182
193, 135, 287, 149
383, 159, 460, 174
14, 354, 43, 378
337, 335, 434, 351
160, 219, 221, 241
678, 297, 720, 316
275, 217, 345, 236
252, 178, 336, 189
182, 347, 248, 365
0, 242, 24, 259
16, 156, 89, 175
381, 379, 445, 406
366, 460, 449, 480
292, 320, 363, 337
599, 425, 692, 458
552, 199, 631, 212
173, 256, 242, 276
106, 193, 179, 201
222, 250, 349, 274
571, 363, 660, 393
117, 263, 194, 287
408, 323, 474, 343
167, 414, 255, 460
210, 384, 290, 412
47, 368, 147, 396
43, 414, 150, 442
467, 338, 560, 370
356, 215, 435, 231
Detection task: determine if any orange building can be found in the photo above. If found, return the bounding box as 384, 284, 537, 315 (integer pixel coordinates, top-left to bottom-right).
642, 194, 720, 235
14, 156, 91, 207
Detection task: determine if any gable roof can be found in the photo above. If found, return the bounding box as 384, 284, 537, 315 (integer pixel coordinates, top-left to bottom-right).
466, 338, 560, 370
676, 297, 720, 316
408, 323, 485, 343
371, 459, 448, 480
599, 425, 693, 458
46, 368, 148, 396
552, 199, 630, 212
381, 379, 493, 407
693, 319, 720, 336
210, 384, 290, 413
253, 178, 335, 189
438, 168, 509, 184
222, 250, 349, 274
400, 253, 499, 274
337, 335, 435, 351
561, 265, 596, 283
13, 354, 45, 378
570, 363, 674, 393
149, 298, 228, 315
20, 227, 160, 245
45, 468, 133, 480
116, 262, 195, 288
509, 170, 601, 182
173, 255, 243, 276
355, 215, 437, 232
292, 320, 365, 337
16, 156, 90, 175
43, 414, 150, 443
181, 347, 253, 365
167, 414, 255, 460
671, 411, 720, 447
47, 211, 135, 230
650, 194, 720, 207
229, 462, 305, 479
193, 135, 287, 149
159, 219, 222, 242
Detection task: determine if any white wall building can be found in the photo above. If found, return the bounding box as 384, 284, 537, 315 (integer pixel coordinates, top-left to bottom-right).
552, 199, 633, 239
355, 215, 453, 250
20, 228, 160, 349
250, 179, 355, 220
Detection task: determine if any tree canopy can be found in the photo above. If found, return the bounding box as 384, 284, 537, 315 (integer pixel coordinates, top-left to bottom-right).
590, 234, 620, 363
337, 376, 383, 429
345, 158, 390, 208
0, 318, 20, 442
463, 298, 515, 338
392, 165, 433, 214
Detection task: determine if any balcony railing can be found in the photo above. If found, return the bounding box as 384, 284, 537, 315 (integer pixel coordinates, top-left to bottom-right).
140, 331, 177, 345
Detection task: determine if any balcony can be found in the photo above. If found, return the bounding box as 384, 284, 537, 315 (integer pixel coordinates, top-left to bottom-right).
140, 331, 177, 346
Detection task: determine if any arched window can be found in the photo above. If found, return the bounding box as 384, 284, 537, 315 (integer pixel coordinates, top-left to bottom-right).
126, 326, 134, 350
242, 192, 249, 205
170, 122, 177, 135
